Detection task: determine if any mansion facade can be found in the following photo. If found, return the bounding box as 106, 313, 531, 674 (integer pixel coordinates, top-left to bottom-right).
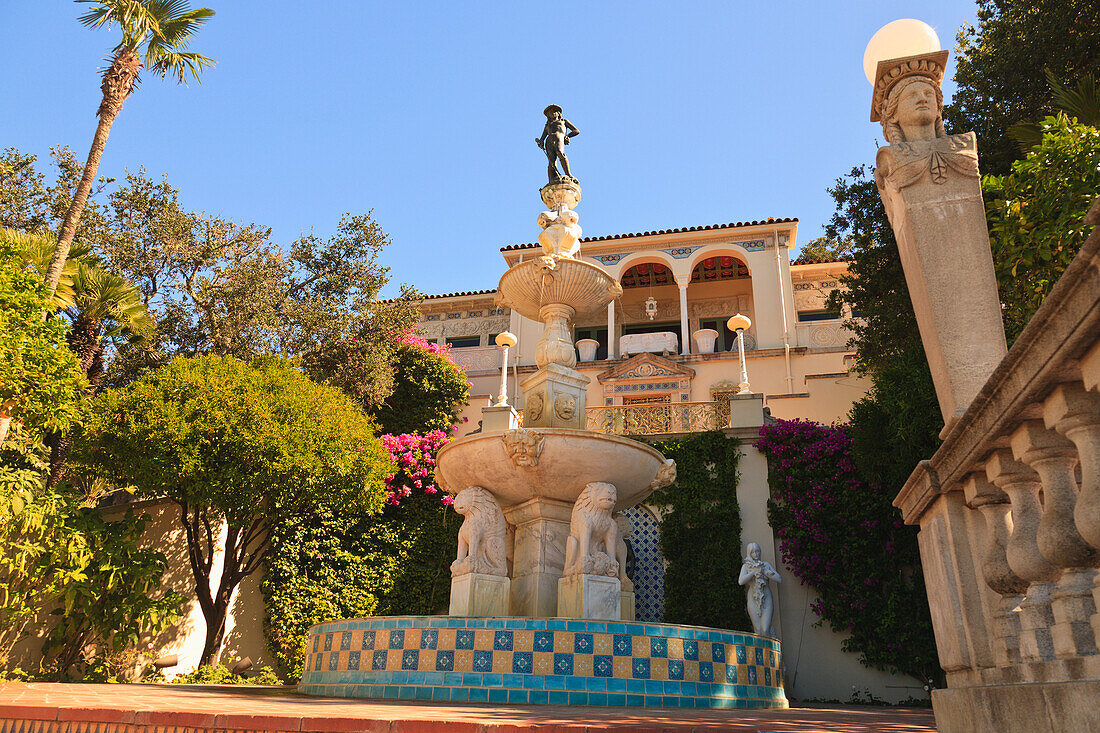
417, 217, 867, 431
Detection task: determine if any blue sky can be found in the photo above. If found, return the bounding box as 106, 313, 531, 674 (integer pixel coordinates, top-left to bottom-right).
2, 1, 978, 297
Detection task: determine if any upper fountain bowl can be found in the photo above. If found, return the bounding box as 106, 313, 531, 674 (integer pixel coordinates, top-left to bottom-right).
496, 257, 622, 322
435, 428, 675, 510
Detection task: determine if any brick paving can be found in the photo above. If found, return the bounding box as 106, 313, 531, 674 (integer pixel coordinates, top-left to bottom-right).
0, 683, 936, 732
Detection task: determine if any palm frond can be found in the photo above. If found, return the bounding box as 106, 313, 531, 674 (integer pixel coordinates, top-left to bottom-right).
0, 227, 85, 310
1047, 69, 1100, 127
76, 0, 162, 51
76, 0, 214, 75
1008, 120, 1044, 155
70, 261, 154, 340
145, 46, 215, 84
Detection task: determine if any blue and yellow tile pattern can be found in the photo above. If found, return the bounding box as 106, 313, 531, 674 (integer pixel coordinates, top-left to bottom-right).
299, 617, 786, 709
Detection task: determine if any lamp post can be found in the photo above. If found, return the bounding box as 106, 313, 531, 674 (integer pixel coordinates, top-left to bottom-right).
494, 331, 518, 406
727, 313, 752, 394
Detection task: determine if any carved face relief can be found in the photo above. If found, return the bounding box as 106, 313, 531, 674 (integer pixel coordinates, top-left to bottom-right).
895, 80, 938, 131
527, 392, 545, 422
554, 394, 576, 421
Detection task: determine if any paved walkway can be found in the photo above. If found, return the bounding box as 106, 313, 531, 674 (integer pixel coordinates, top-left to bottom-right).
0, 683, 936, 732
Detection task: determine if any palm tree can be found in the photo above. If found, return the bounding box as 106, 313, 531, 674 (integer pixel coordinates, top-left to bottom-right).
43, 0, 215, 299
47, 259, 155, 486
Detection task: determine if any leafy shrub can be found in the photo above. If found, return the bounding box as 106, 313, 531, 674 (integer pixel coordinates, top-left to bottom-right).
647, 432, 748, 630
983, 116, 1100, 342
171, 663, 282, 685
373, 335, 469, 435
757, 419, 939, 684
263, 430, 459, 681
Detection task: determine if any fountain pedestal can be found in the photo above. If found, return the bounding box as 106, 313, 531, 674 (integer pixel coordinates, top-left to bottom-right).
504, 498, 572, 616
449, 573, 510, 617
558, 574, 621, 620
519, 364, 589, 430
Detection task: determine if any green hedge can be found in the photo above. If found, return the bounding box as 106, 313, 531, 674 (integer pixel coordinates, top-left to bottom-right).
262, 492, 459, 681
646, 431, 748, 631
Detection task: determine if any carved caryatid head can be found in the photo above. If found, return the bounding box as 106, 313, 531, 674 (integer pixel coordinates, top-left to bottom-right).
870, 50, 949, 145
881, 77, 946, 144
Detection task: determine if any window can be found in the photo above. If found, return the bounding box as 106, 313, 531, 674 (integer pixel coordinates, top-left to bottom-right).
446, 336, 481, 348
796, 309, 841, 323
574, 326, 608, 360
699, 318, 739, 352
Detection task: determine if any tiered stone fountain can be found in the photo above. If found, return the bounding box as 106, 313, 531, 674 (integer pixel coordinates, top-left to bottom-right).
435, 176, 678, 624
298, 113, 787, 709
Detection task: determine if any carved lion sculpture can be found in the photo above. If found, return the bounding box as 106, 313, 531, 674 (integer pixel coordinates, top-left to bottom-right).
451, 486, 508, 577
564, 481, 619, 578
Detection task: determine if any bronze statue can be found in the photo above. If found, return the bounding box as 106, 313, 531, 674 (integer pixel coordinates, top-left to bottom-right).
536, 104, 579, 184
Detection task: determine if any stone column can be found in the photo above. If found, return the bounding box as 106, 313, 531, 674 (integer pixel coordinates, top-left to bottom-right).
986, 449, 1060, 663
1044, 383, 1100, 644
871, 52, 1007, 429
1011, 421, 1099, 658
607, 301, 616, 359
964, 474, 1027, 667
677, 279, 690, 355
503, 497, 572, 617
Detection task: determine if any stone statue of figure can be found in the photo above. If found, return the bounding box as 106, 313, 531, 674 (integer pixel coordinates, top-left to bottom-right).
739, 542, 781, 638
872, 53, 979, 199
536, 104, 579, 184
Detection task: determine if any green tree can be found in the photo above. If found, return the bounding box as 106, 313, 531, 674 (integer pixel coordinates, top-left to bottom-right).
944, 0, 1100, 175
1008, 71, 1100, 153
369, 337, 471, 435
0, 232, 85, 445
77, 355, 392, 666
44, 0, 215, 297
984, 117, 1100, 341
823, 167, 943, 495
797, 235, 852, 262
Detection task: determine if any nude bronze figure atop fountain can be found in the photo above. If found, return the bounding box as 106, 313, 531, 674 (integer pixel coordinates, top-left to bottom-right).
536, 104, 579, 184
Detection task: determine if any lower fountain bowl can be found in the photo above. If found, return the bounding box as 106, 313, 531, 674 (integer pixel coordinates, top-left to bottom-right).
435, 428, 673, 510
299, 616, 787, 709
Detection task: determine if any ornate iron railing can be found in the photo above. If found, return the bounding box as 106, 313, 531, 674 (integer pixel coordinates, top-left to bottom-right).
584, 401, 727, 436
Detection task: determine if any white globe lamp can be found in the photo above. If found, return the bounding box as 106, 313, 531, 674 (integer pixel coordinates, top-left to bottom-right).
863, 19, 941, 84
494, 331, 518, 406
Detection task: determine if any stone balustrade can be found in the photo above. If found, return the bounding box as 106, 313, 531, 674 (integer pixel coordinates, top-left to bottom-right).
894, 201, 1100, 689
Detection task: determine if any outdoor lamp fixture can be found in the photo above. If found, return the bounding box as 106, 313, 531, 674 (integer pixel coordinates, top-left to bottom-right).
727, 313, 752, 394
645, 296, 658, 321
494, 331, 518, 406
862, 18, 941, 83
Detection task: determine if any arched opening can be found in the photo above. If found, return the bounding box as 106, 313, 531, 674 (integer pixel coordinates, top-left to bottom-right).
616, 261, 683, 348
683, 252, 755, 352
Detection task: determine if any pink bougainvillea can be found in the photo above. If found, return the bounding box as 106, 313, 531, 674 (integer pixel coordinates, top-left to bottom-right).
380, 430, 452, 507
398, 332, 462, 374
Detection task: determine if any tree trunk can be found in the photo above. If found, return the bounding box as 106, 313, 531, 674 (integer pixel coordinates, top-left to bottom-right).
44, 49, 140, 298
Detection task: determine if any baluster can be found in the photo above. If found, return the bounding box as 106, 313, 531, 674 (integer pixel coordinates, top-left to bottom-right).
1044, 383, 1100, 647
986, 449, 1060, 663
1011, 420, 1098, 657
964, 474, 1027, 666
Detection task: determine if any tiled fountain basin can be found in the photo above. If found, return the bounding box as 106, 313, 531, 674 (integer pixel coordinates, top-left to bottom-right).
299, 616, 787, 709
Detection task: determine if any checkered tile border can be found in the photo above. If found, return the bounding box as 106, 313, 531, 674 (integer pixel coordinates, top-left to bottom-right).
299, 617, 785, 709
